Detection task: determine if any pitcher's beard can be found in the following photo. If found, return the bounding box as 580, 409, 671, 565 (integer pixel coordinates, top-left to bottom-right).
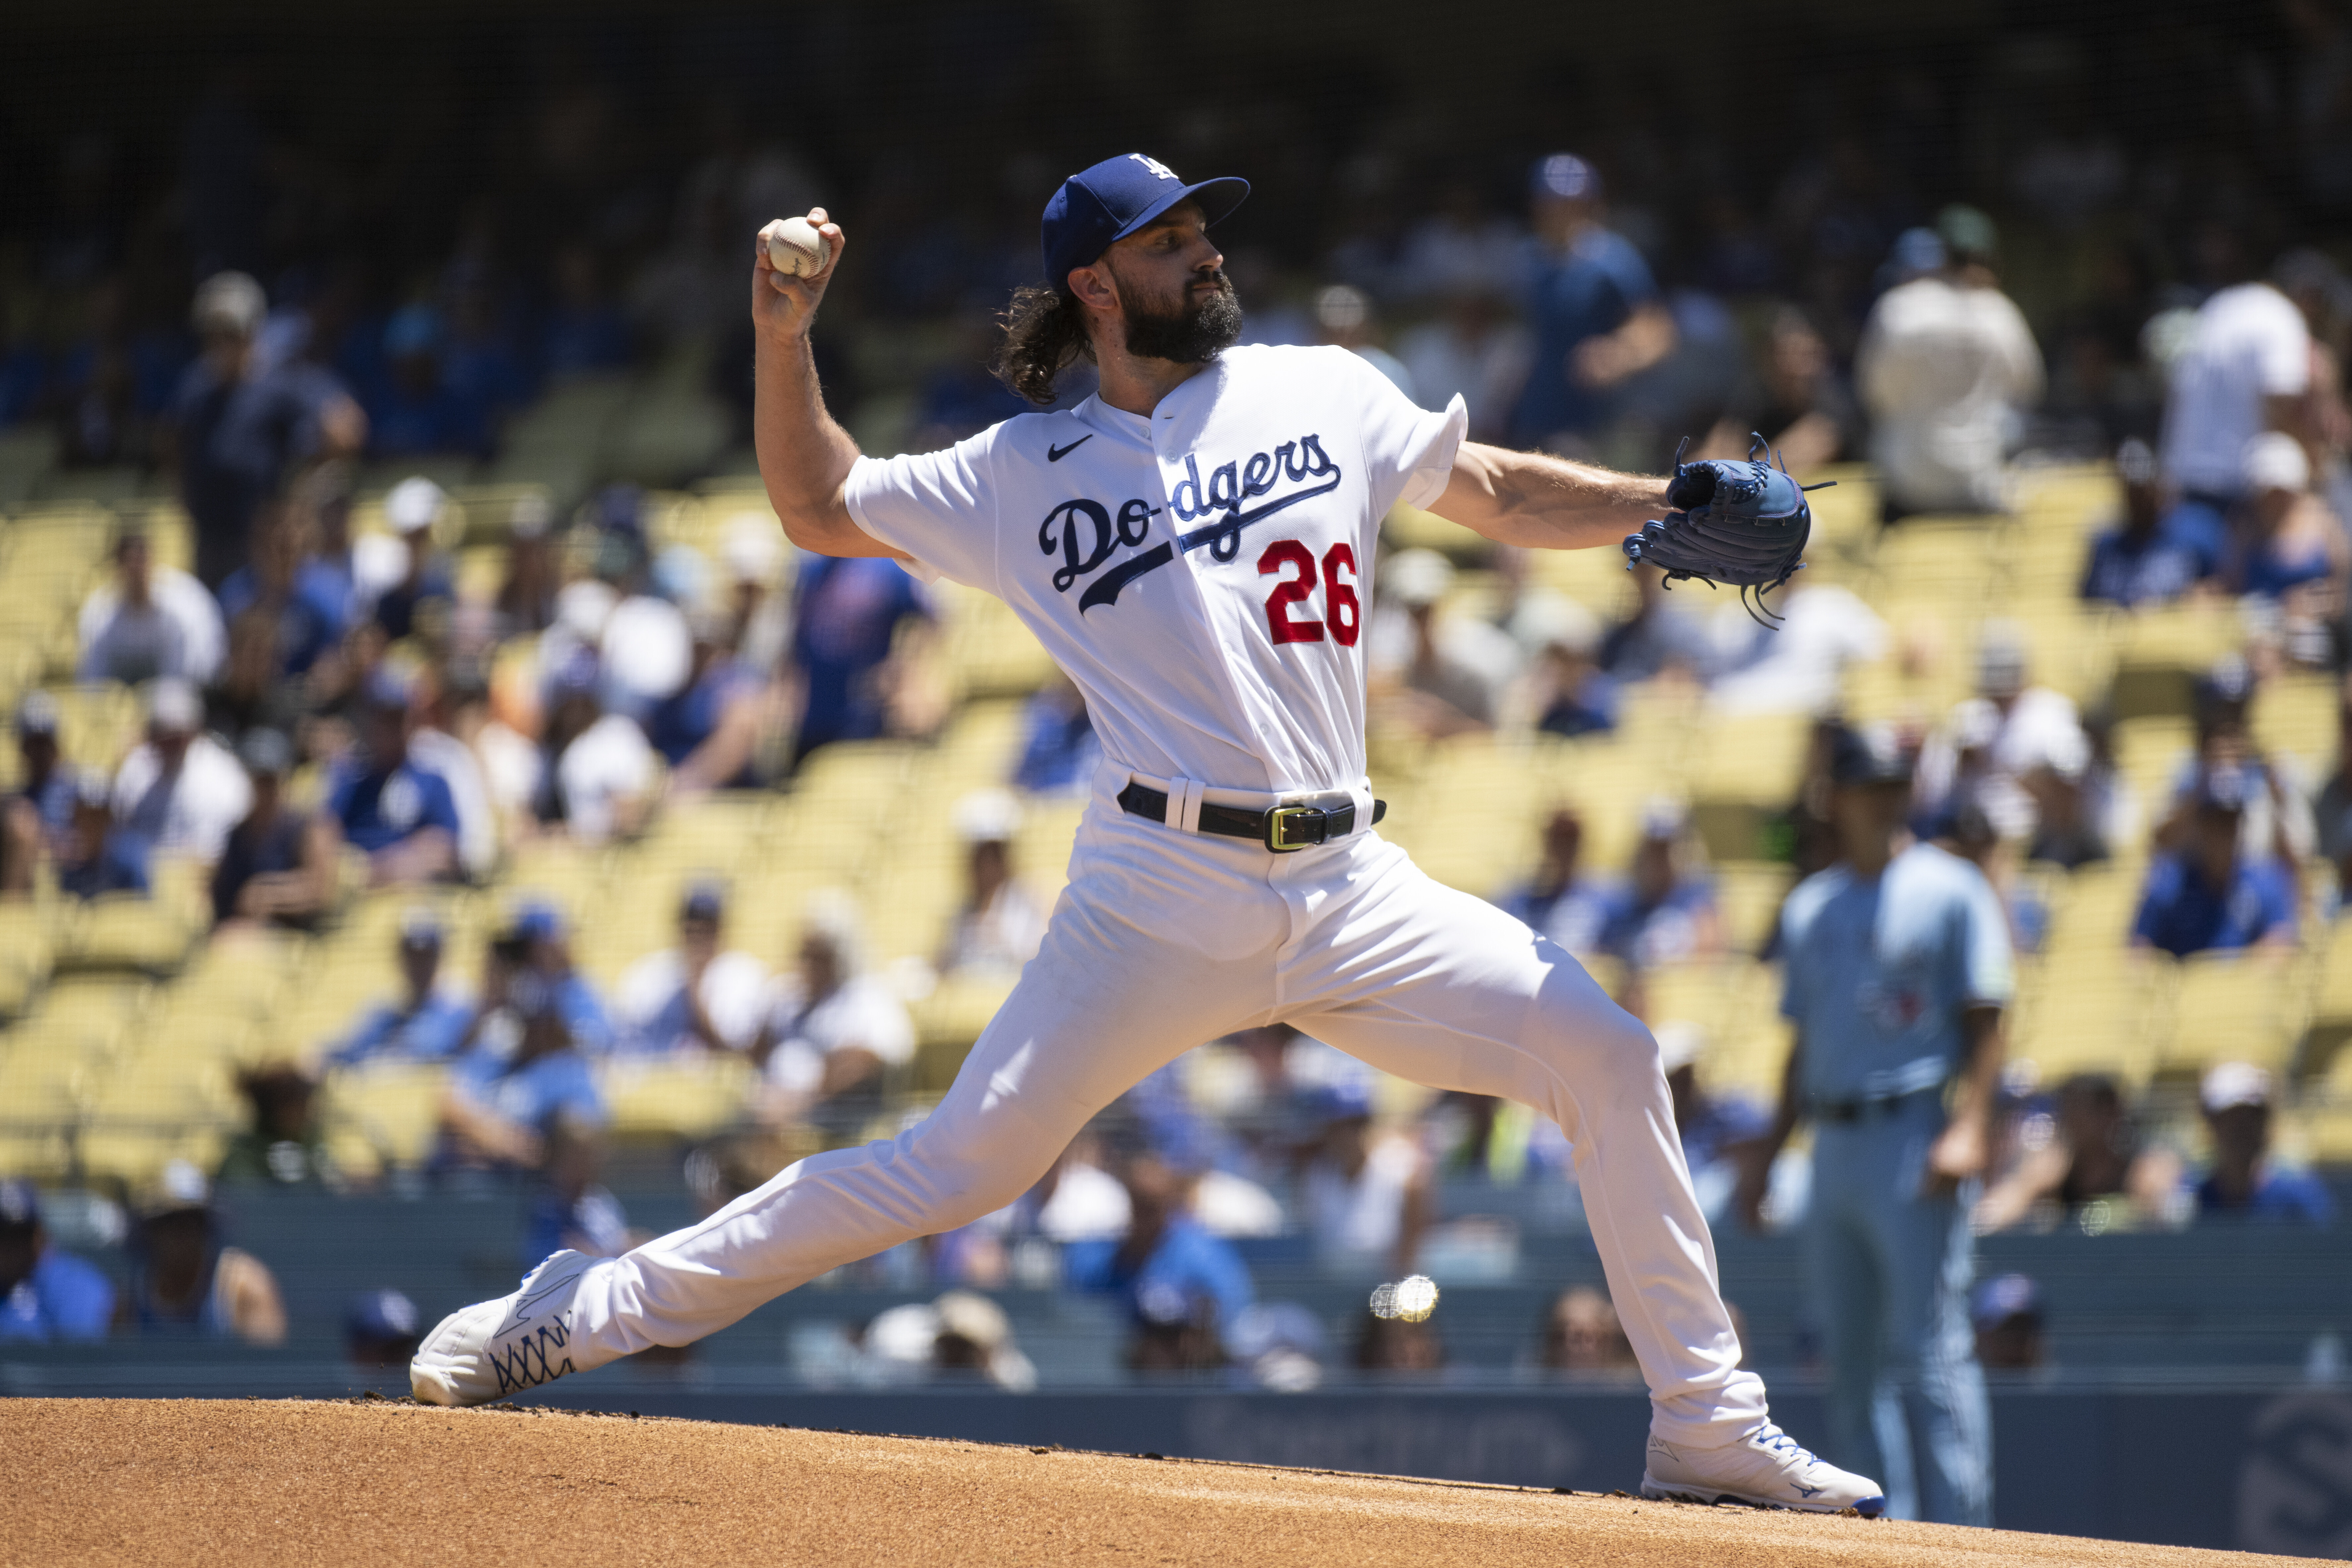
1123, 276, 1244, 363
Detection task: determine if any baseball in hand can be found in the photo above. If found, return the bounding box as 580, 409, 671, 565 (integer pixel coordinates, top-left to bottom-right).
763, 216, 831, 278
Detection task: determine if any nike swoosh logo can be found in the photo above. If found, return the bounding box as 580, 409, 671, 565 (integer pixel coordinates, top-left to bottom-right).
1047, 434, 1093, 462
1174, 472, 1344, 554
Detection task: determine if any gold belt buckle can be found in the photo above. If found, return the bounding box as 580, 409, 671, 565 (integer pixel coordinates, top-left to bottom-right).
1264, 803, 1326, 852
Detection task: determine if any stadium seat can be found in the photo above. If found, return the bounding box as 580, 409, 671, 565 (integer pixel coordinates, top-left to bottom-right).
601, 1055, 757, 1141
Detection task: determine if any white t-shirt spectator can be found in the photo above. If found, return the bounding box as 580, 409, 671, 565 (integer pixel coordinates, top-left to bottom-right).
2161, 283, 2313, 499
1034, 1160, 1131, 1242
1857, 276, 2044, 512
616, 947, 771, 1055
938, 883, 1050, 980
555, 714, 657, 845
1707, 584, 1887, 717
112, 735, 252, 860
77, 570, 226, 686
1913, 689, 2089, 840
761, 973, 916, 1095
1304, 1132, 1427, 1269
407, 725, 500, 880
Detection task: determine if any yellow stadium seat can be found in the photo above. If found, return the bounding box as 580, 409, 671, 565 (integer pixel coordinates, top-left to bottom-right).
2150, 951, 2313, 1082
324, 1063, 450, 1171
56, 892, 201, 974
600, 1055, 756, 1140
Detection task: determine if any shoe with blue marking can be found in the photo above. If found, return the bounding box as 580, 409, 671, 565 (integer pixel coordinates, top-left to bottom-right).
410, 1249, 597, 1407
1640, 1424, 1885, 1515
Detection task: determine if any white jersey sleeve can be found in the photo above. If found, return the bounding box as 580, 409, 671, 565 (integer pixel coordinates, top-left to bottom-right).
1332, 348, 1469, 514
842, 428, 1007, 593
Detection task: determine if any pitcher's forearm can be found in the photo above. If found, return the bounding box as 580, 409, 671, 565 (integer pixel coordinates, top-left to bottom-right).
1431, 442, 1669, 550
753, 333, 868, 552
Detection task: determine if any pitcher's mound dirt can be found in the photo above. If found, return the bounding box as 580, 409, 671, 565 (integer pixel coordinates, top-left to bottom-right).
1, 1397, 2313, 1566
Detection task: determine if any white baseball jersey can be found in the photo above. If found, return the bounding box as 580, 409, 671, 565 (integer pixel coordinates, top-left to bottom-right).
844, 344, 1467, 795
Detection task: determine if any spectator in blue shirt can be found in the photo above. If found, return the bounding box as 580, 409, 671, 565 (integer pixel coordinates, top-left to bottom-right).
2079, 439, 2218, 609
58, 769, 150, 900
212, 728, 340, 931
369, 477, 460, 644
1595, 799, 1723, 969
0, 1179, 115, 1343
2193, 1063, 2334, 1225
167, 271, 365, 590
2, 692, 75, 895
438, 970, 608, 1173
215, 499, 351, 678
509, 899, 618, 1057
327, 908, 475, 1067
647, 610, 765, 792
328, 672, 461, 887
1010, 673, 1100, 796
365, 305, 490, 459
1066, 1155, 1255, 1372
1498, 807, 1612, 955
1508, 154, 1677, 452
2130, 766, 2298, 958
791, 551, 934, 766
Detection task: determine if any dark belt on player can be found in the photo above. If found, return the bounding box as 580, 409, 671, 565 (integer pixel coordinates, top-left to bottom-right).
1117, 782, 1387, 853
1811, 1087, 1944, 1124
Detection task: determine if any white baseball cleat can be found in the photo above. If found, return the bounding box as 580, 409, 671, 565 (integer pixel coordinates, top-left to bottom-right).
410, 1249, 598, 1407
1640, 1424, 1886, 1516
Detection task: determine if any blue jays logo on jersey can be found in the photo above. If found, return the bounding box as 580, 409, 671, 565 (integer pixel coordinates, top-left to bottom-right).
1038, 431, 1343, 611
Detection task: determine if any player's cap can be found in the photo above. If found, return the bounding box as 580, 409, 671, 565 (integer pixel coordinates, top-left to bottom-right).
2195, 762, 2252, 814
237, 726, 294, 779
513, 897, 568, 943
0, 1178, 38, 1229
14, 689, 59, 738
1886, 227, 1947, 280
383, 303, 444, 360
2116, 437, 2159, 487
508, 491, 554, 541
1530, 153, 1602, 202
359, 663, 415, 715
680, 881, 727, 923
2201, 1060, 2274, 1113
385, 475, 448, 535
2196, 652, 2256, 710
345, 1287, 422, 1343
1639, 795, 1689, 841
1969, 1272, 2042, 1330
397, 906, 444, 950
1384, 548, 1454, 609
953, 787, 1024, 845
70, 766, 113, 813
1300, 1076, 1376, 1125
1040, 152, 1250, 291
137, 1158, 214, 1219
1936, 204, 1999, 264
2245, 431, 2310, 494
1974, 620, 2029, 697
192, 271, 266, 338
146, 676, 203, 734
1827, 722, 1913, 787
932, 1289, 1013, 1353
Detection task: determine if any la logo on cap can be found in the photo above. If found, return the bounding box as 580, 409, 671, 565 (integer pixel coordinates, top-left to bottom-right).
1128, 154, 1178, 182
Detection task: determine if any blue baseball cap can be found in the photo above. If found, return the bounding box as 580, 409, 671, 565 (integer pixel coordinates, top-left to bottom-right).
1531, 153, 1602, 202
1041, 153, 1248, 291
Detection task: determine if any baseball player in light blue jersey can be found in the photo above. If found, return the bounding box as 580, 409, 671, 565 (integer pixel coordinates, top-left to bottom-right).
1740, 723, 2011, 1524
410, 152, 1880, 1514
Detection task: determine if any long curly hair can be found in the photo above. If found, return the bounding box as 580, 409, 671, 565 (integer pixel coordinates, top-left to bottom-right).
992, 285, 1095, 406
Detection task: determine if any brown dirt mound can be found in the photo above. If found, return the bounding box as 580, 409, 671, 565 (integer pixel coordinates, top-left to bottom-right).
0, 1397, 2316, 1566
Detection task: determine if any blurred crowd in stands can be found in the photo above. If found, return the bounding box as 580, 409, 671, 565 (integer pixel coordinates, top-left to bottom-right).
5, 10, 2352, 1376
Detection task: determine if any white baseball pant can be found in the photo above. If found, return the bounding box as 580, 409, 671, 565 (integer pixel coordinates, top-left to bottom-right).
558, 778, 1772, 1445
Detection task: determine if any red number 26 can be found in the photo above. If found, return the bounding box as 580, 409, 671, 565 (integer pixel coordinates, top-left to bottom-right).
1259, 540, 1360, 648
